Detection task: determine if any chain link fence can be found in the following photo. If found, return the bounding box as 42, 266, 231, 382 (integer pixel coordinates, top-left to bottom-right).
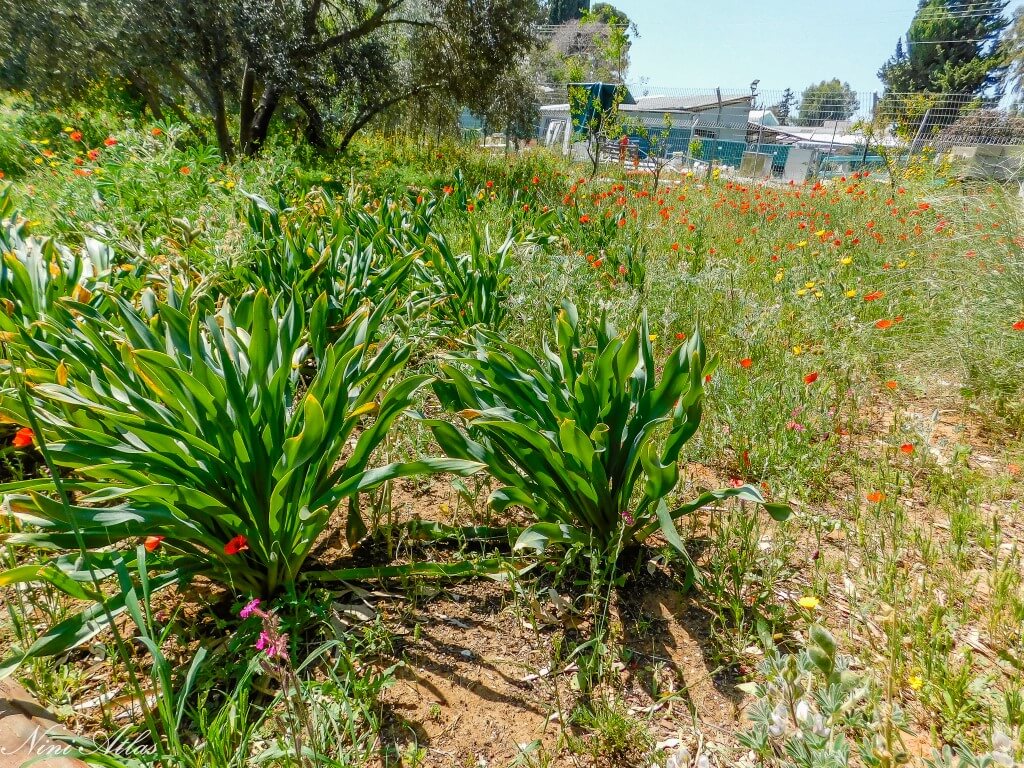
529, 84, 1024, 181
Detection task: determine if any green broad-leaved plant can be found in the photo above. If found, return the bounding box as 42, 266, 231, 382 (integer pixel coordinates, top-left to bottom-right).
243, 191, 434, 345
0, 182, 123, 334
0, 288, 479, 675
424, 301, 790, 561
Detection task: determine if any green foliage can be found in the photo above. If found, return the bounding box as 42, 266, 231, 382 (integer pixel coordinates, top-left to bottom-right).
880, 0, 1009, 97
798, 79, 860, 126
0, 183, 122, 333
879, 0, 1009, 134
243, 190, 429, 338
416, 224, 518, 333
424, 301, 789, 562
740, 626, 896, 768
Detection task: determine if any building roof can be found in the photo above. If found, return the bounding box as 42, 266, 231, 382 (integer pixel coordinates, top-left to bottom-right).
540, 91, 752, 115
749, 109, 779, 126
630, 93, 752, 112
749, 122, 902, 149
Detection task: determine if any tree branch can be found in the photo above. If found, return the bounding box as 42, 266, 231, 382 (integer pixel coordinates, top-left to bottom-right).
338, 81, 440, 151
306, 0, 404, 55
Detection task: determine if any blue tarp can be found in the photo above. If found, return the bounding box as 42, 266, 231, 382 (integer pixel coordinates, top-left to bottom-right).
568, 82, 635, 138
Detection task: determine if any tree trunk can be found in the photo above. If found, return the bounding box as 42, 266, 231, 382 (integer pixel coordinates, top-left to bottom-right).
239, 64, 256, 151
295, 92, 330, 152
128, 72, 165, 121
246, 87, 281, 157
209, 83, 235, 161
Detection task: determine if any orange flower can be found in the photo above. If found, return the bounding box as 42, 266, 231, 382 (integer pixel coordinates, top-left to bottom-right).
675, 332, 686, 340
103, 136, 117, 147
884, 380, 899, 390
740, 358, 753, 368
899, 443, 914, 455
579, 214, 591, 224
12, 427, 34, 448
803, 371, 819, 385
69, 130, 82, 142
531, 175, 539, 185
863, 290, 884, 302
86, 149, 99, 161
875, 319, 893, 330
179, 166, 191, 175
224, 535, 249, 555
144, 535, 165, 552
1013, 320, 1024, 331
866, 491, 885, 503
151, 127, 163, 137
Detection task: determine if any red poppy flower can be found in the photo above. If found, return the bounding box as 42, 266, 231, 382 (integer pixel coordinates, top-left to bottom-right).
145, 535, 165, 552
1013, 320, 1024, 331
87, 149, 99, 161
579, 214, 591, 224
866, 491, 885, 503
875, 319, 893, 330
69, 131, 83, 142
103, 136, 117, 147
224, 535, 249, 555
803, 372, 819, 385
899, 443, 914, 455
151, 127, 163, 137
863, 290, 884, 302
485, 180, 494, 189
740, 358, 752, 368
675, 332, 686, 340
466, 203, 474, 212
12, 427, 34, 448
531, 176, 539, 185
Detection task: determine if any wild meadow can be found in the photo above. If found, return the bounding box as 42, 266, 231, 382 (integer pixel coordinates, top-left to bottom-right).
1, 101, 1023, 768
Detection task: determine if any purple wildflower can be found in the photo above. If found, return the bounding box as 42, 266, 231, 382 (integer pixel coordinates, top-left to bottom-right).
239, 598, 262, 619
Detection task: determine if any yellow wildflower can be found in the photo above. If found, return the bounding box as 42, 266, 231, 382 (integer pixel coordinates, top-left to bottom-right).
792, 345, 803, 356
797, 596, 820, 610
845, 289, 858, 298
908, 675, 924, 691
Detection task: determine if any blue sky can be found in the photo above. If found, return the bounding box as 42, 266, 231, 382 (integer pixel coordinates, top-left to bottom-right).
610, 0, 1023, 98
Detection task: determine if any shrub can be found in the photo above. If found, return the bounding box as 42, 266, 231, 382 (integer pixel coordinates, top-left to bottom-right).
423, 301, 789, 564
0, 288, 478, 673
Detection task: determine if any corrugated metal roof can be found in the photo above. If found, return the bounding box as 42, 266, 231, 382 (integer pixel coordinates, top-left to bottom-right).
628, 93, 752, 112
